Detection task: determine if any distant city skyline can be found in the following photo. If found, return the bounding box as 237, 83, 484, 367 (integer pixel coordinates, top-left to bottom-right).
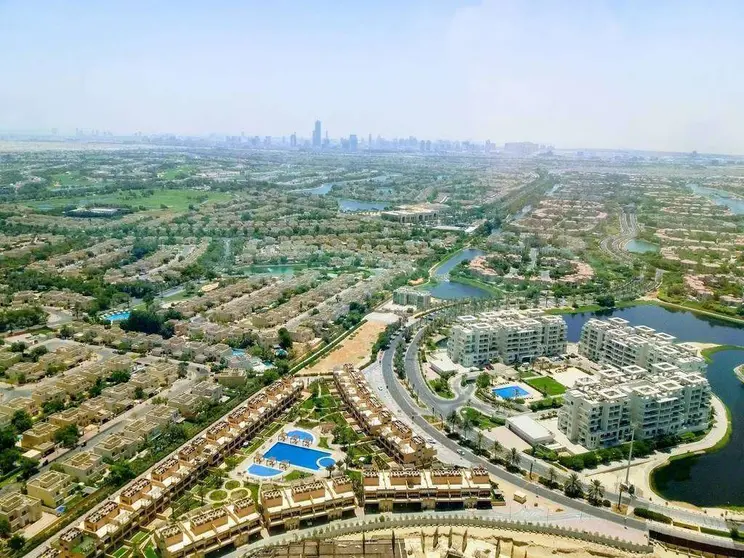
2, 1, 744, 154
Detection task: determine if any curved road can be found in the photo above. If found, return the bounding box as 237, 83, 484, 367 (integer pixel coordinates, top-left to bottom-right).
382, 321, 735, 534
380, 332, 648, 533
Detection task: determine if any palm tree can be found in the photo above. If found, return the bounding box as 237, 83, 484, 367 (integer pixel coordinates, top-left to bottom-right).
476, 432, 483, 453
491, 440, 503, 459
196, 483, 207, 506
326, 463, 335, 478
564, 472, 583, 498
462, 417, 473, 440
446, 410, 459, 431
508, 447, 521, 470
588, 479, 604, 505
547, 467, 558, 488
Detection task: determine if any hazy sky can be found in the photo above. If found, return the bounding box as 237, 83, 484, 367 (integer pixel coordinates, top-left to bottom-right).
1, 0, 743, 154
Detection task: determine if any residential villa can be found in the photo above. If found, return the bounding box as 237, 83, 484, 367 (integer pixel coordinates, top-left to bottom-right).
333, 364, 435, 467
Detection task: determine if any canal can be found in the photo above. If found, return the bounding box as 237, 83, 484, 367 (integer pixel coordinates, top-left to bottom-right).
561, 304, 744, 507
427, 248, 492, 300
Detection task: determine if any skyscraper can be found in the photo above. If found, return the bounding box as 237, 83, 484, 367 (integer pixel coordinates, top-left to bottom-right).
349, 134, 358, 151
312, 120, 322, 148
290, 133, 297, 147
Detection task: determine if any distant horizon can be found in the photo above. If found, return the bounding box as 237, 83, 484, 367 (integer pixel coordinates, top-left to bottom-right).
3, 1, 744, 154
1, 130, 741, 159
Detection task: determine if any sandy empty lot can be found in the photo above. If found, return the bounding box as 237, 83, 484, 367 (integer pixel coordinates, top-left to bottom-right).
300, 320, 387, 376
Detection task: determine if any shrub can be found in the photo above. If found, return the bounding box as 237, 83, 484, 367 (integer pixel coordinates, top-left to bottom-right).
633, 507, 672, 524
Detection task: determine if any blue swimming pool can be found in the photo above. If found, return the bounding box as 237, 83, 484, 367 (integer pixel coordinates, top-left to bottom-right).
285, 429, 314, 443
247, 463, 282, 477
232, 348, 246, 356
107, 311, 131, 322
493, 385, 529, 399
263, 442, 334, 471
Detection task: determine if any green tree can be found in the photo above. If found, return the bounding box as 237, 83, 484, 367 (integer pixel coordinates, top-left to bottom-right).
277, 327, 293, 350
18, 457, 38, 480
54, 425, 80, 448
588, 479, 604, 505
564, 472, 583, 498
107, 460, 136, 486
476, 372, 491, 389
508, 447, 521, 470
10, 410, 32, 434
547, 467, 558, 488
0, 517, 10, 538
8, 533, 25, 551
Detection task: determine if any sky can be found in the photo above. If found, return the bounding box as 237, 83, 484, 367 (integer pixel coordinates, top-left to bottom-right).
1, 0, 743, 154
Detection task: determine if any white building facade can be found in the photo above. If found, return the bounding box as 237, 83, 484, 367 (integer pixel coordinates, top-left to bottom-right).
447, 309, 567, 367
559, 362, 711, 449
579, 317, 706, 373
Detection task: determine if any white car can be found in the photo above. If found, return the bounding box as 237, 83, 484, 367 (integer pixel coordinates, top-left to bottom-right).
457, 449, 465, 456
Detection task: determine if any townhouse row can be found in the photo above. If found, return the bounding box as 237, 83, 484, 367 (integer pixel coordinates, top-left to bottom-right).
362, 468, 492, 511
333, 364, 435, 467
39, 377, 304, 558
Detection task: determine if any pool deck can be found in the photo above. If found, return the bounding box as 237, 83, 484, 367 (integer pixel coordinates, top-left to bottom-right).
491, 381, 541, 401
230, 424, 343, 483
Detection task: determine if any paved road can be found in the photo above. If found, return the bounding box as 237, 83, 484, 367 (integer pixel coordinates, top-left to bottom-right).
379, 333, 648, 533
384, 321, 735, 533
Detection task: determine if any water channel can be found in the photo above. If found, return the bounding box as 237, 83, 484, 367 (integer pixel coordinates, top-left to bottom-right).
561, 304, 744, 507
689, 183, 744, 215
426, 248, 491, 300
625, 239, 659, 254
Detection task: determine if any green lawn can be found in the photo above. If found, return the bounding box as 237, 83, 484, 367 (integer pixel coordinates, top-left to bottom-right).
284, 470, 312, 482
144, 546, 160, 558
525, 376, 566, 396
130, 531, 148, 545
24, 188, 231, 212
460, 407, 503, 429
428, 378, 455, 399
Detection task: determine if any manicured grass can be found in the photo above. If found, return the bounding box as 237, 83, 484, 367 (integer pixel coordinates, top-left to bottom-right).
428, 378, 455, 399
318, 436, 330, 449
224, 480, 240, 490
209, 490, 227, 502
447, 273, 502, 297
144, 546, 159, 558
112, 547, 130, 558
284, 470, 312, 482
130, 531, 148, 545
524, 375, 566, 396
25, 188, 231, 212
244, 482, 259, 502
229, 488, 248, 500
701, 344, 744, 363
460, 407, 503, 429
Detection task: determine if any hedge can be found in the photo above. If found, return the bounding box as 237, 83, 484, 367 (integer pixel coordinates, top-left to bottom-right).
633, 507, 672, 524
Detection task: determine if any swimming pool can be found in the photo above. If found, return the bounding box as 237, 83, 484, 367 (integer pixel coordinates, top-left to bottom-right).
285, 429, 314, 443
263, 442, 335, 471
232, 348, 246, 356
107, 311, 131, 322
493, 385, 529, 399
246, 463, 282, 477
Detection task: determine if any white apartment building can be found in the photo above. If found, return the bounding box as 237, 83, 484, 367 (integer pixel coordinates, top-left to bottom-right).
579, 317, 706, 373
447, 309, 567, 367
558, 362, 711, 449
392, 287, 431, 310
